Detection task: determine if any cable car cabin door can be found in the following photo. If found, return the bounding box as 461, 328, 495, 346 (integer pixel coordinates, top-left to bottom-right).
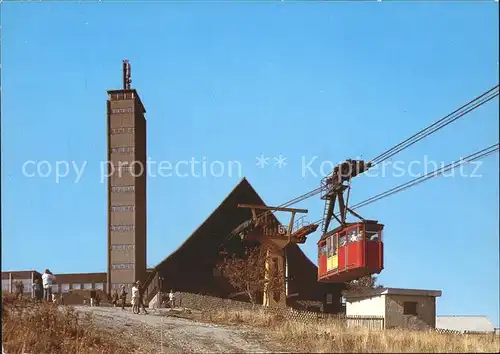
318, 240, 327, 277
326, 233, 339, 272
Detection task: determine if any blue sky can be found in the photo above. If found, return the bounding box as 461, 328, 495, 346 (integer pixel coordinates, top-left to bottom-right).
1, 1, 499, 325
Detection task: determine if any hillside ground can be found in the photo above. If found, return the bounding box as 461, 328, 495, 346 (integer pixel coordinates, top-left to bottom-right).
2, 297, 498, 353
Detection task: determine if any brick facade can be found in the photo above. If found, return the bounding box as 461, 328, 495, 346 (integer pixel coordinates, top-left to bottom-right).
106, 87, 147, 295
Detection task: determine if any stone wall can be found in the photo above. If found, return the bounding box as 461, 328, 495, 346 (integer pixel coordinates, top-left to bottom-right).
176, 292, 254, 312
385, 294, 436, 330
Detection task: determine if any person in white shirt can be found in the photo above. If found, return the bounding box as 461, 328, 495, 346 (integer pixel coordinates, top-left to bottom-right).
130, 281, 148, 315
131, 282, 139, 313
41, 269, 56, 302
169, 289, 175, 308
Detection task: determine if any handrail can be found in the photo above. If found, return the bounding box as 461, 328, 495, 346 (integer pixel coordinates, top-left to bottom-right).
142, 269, 160, 305
292, 215, 310, 233
143, 269, 156, 289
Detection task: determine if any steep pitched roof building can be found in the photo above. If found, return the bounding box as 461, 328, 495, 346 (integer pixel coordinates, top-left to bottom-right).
147, 177, 345, 313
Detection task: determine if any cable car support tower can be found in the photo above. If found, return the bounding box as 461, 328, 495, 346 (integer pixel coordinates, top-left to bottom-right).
321, 159, 372, 233
236, 204, 318, 307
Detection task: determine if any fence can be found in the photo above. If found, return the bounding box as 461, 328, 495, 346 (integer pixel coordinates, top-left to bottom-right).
434, 328, 497, 336
175, 291, 384, 330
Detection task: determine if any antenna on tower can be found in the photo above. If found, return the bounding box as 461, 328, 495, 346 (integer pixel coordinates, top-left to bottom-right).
122, 60, 132, 90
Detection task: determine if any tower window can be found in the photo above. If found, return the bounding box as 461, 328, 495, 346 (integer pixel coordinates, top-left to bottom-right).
111, 205, 135, 212
110, 225, 135, 232
111, 185, 135, 193
111, 107, 132, 114
112, 244, 135, 250
118, 166, 134, 172
110, 127, 135, 135
111, 128, 125, 134
111, 263, 135, 270
111, 147, 135, 153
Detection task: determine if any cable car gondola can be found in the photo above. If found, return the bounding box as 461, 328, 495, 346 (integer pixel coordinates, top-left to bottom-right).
317, 220, 384, 283
317, 160, 384, 283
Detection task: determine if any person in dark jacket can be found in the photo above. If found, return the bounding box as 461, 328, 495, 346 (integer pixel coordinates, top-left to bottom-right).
119, 285, 127, 310
136, 281, 148, 315
32, 278, 42, 302
14, 280, 24, 300
111, 289, 119, 307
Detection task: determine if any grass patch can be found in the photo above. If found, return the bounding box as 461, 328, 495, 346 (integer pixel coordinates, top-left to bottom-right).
202, 308, 500, 353
2, 294, 135, 354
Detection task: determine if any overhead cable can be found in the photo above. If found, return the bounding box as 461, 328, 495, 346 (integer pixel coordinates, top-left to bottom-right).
370, 85, 499, 166
222, 85, 499, 243
310, 142, 499, 226
268, 84, 499, 216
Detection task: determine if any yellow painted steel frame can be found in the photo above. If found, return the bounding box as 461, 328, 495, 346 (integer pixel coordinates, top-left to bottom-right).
262, 247, 286, 308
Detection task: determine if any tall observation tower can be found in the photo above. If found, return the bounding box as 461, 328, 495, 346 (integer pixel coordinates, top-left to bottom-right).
106, 60, 147, 296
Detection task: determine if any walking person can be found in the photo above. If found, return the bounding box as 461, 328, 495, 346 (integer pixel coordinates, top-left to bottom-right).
119, 285, 127, 310
42, 269, 56, 302
131, 282, 139, 314
111, 289, 119, 307
137, 281, 148, 315
32, 278, 42, 302
14, 280, 24, 300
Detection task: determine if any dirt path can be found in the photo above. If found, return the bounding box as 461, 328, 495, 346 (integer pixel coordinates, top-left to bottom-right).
74, 306, 285, 353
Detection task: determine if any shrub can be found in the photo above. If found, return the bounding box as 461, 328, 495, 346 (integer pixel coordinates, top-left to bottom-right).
2, 294, 133, 354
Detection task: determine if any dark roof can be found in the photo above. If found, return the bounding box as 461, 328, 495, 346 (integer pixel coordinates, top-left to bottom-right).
154, 177, 318, 271
2, 271, 106, 283
155, 177, 263, 268
344, 287, 442, 300
53, 272, 107, 284
2, 270, 41, 280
